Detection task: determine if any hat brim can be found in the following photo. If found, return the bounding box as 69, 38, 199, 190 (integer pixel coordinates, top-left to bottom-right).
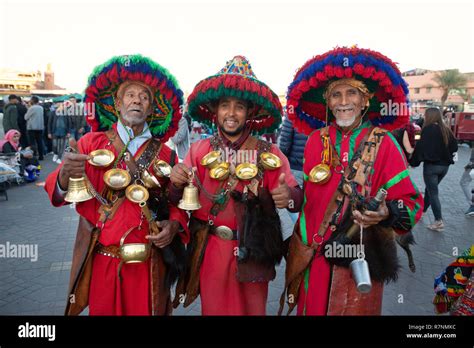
287, 47, 410, 134
84, 54, 183, 142
187, 74, 282, 135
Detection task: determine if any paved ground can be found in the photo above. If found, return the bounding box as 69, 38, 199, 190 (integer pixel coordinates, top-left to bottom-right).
0, 145, 472, 315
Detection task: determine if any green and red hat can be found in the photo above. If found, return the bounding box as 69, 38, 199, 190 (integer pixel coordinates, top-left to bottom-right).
84, 54, 184, 142
187, 55, 282, 135
286, 47, 410, 134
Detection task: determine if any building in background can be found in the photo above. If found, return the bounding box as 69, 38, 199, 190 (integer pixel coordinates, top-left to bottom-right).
403, 69, 474, 114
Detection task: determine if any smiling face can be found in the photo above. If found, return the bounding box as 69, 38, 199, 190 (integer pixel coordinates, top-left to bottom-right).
216, 96, 249, 137
116, 83, 152, 127
328, 84, 368, 128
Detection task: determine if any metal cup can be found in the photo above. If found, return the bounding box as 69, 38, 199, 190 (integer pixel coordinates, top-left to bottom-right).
350, 257, 372, 293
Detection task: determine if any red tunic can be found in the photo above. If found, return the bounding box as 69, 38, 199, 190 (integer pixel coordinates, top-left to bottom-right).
174, 137, 297, 315
297, 121, 424, 315
44, 125, 189, 315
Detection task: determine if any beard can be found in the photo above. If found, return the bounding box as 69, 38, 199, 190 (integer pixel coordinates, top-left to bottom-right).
218, 122, 246, 137
122, 112, 147, 126
335, 115, 357, 128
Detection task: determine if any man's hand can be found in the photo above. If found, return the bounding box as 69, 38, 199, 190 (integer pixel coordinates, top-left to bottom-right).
48, 133, 53, 140
170, 163, 192, 189
352, 200, 389, 228
145, 220, 180, 248
78, 128, 85, 134
271, 173, 291, 209
58, 138, 88, 190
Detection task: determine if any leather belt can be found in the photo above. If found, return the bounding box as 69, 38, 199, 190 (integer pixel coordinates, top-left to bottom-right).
209, 225, 238, 241
95, 243, 121, 259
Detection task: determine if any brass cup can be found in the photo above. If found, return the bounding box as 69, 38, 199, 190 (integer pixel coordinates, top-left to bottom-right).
153, 160, 172, 178
125, 184, 149, 204
103, 169, 131, 190
235, 163, 258, 180
308, 163, 331, 184
120, 243, 151, 263
88, 149, 115, 167
260, 152, 282, 170
209, 162, 230, 181
64, 177, 94, 203
201, 151, 222, 169
141, 170, 161, 189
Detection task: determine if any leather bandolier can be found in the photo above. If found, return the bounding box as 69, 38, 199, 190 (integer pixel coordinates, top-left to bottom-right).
279, 126, 400, 316
65, 129, 179, 315
173, 137, 285, 309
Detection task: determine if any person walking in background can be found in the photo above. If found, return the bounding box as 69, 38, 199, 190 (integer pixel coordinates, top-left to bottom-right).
48, 103, 70, 164
169, 114, 190, 160
16, 97, 29, 148
410, 107, 458, 231
278, 116, 308, 222
460, 147, 474, 217
24, 96, 45, 160
3, 95, 20, 133
67, 96, 86, 140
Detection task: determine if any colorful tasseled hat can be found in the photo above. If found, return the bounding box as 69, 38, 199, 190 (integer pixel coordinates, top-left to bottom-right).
187, 56, 282, 134
84, 54, 184, 142
286, 47, 410, 134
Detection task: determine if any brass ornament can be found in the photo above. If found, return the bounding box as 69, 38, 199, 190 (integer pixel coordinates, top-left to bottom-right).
260, 152, 282, 170
64, 177, 94, 203
153, 160, 172, 178
308, 163, 331, 184
201, 150, 222, 169
209, 162, 230, 181
88, 149, 115, 167
103, 169, 131, 190
178, 170, 202, 211
125, 183, 149, 204
235, 163, 258, 181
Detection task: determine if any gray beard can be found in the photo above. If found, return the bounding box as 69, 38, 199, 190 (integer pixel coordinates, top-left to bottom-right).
122, 113, 147, 126
336, 115, 356, 128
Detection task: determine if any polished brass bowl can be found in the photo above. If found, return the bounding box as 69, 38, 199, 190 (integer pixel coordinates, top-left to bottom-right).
142, 170, 160, 189
308, 164, 331, 184
120, 243, 151, 263
201, 151, 222, 169
260, 152, 282, 170
125, 184, 149, 203
235, 163, 258, 180
103, 169, 131, 190
209, 162, 230, 181
88, 149, 115, 167
153, 160, 172, 178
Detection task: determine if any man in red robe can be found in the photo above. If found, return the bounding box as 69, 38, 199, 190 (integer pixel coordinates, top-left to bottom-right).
281, 47, 424, 315
169, 56, 303, 315
44, 55, 189, 315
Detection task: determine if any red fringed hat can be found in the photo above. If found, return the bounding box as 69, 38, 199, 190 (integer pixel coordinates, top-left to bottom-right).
187, 56, 282, 134
84, 54, 184, 142
286, 47, 410, 134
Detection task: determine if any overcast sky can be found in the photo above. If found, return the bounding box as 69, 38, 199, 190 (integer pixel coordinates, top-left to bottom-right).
1, 0, 473, 95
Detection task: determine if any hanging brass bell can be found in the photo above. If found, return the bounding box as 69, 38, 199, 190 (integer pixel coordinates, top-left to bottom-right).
64, 177, 94, 203
308, 163, 331, 184
178, 181, 202, 211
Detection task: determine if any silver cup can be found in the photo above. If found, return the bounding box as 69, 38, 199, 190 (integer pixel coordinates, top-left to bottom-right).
350, 258, 372, 293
